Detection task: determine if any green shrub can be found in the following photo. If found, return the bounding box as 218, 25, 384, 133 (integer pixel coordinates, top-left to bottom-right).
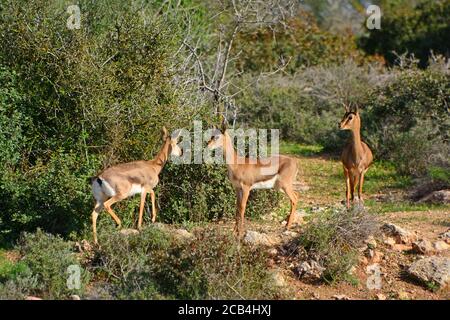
296, 206, 379, 283
364, 68, 450, 179
92, 225, 283, 299
16, 229, 90, 299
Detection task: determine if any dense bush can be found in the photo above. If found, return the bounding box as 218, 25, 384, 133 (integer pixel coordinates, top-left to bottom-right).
0, 230, 89, 299
364, 66, 450, 180
92, 224, 282, 299
358, 0, 450, 67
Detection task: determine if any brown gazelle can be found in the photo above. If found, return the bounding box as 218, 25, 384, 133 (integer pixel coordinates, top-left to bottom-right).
339, 103, 373, 208
90, 127, 181, 243
207, 123, 299, 236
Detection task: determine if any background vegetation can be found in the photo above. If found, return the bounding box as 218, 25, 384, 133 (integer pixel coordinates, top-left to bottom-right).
0, 0, 448, 299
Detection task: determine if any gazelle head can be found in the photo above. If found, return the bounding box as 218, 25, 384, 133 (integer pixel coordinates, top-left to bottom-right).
162, 127, 183, 157
339, 103, 361, 131
207, 117, 227, 150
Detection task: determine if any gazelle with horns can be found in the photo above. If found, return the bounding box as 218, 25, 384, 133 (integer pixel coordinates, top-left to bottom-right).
90, 127, 182, 243
207, 120, 300, 236
339, 103, 373, 208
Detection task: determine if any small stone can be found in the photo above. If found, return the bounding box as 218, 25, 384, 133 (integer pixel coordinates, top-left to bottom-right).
271, 270, 286, 287
412, 239, 434, 255
297, 260, 325, 280
365, 236, 377, 249
383, 236, 396, 248
397, 291, 410, 300
332, 294, 350, 300
392, 244, 412, 252
267, 248, 278, 256
439, 229, 450, 243
418, 189, 450, 204
25, 296, 42, 300
282, 230, 299, 238
376, 293, 386, 300
70, 295, 81, 300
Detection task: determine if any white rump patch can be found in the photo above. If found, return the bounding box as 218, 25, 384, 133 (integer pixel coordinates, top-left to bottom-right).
127, 184, 143, 197
92, 178, 116, 201
251, 175, 278, 190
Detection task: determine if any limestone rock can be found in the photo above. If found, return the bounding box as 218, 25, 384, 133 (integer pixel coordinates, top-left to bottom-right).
418, 189, 450, 204
244, 230, 274, 246
297, 260, 325, 280
407, 256, 450, 288
412, 239, 434, 255
381, 223, 416, 244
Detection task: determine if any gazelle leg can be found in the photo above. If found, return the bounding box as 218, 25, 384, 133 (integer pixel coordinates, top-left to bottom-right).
149, 189, 157, 223
237, 186, 250, 237
103, 195, 124, 227
138, 188, 147, 230
233, 189, 242, 235
358, 172, 366, 204
344, 169, 351, 209
284, 186, 299, 229
350, 175, 357, 205
92, 202, 103, 244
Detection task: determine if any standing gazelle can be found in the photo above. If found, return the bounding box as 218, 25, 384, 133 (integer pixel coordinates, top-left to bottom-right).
90, 127, 181, 243
207, 124, 299, 236
339, 103, 373, 208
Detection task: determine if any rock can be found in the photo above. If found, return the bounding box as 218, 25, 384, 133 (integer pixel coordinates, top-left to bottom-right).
267, 248, 278, 256
407, 256, 450, 288
439, 229, 450, 244
332, 294, 350, 300
282, 230, 299, 238
383, 236, 396, 248
271, 270, 286, 287
392, 244, 412, 252
396, 291, 410, 300
244, 230, 274, 246
418, 189, 450, 204
365, 248, 384, 263
173, 228, 195, 241
412, 239, 434, 255
25, 296, 42, 300
365, 236, 377, 249
376, 293, 387, 300
119, 228, 139, 236
297, 260, 325, 280
433, 240, 450, 252
412, 240, 450, 254
70, 295, 81, 300
381, 223, 415, 244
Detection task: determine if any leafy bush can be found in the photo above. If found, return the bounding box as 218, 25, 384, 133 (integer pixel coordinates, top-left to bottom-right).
295, 206, 379, 283
358, 0, 450, 67
364, 67, 450, 180
92, 225, 282, 299
0, 230, 90, 299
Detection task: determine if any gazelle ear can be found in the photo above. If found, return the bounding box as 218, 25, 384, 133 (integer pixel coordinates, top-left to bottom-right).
220, 115, 228, 133
162, 126, 169, 140
341, 102, 350, 113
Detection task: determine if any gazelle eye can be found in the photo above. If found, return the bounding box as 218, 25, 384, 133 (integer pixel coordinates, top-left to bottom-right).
348, 115, 353, 120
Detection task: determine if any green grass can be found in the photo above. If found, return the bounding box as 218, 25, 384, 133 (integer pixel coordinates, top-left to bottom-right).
279, 142, 324, 156
0, 250, 28, 282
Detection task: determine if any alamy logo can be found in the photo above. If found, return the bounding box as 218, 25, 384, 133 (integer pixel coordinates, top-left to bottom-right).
67, 5, 81, 30
66, 264, 81, 290
366, 5, 381, 30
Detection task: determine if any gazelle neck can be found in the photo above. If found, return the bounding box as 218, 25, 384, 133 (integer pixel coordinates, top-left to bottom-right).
350, 124, 364, 160
152, 139, 170, 171
223, 131, 240, 168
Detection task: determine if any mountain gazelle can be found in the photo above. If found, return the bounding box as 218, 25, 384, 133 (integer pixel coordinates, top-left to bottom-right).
90, 127, 181, 243
339, 103, 373, 208
207, 122, 299, 236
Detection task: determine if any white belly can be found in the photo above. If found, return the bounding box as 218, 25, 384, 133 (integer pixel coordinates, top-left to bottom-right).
251, 175, 278, 190
128, 184, 143, 197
